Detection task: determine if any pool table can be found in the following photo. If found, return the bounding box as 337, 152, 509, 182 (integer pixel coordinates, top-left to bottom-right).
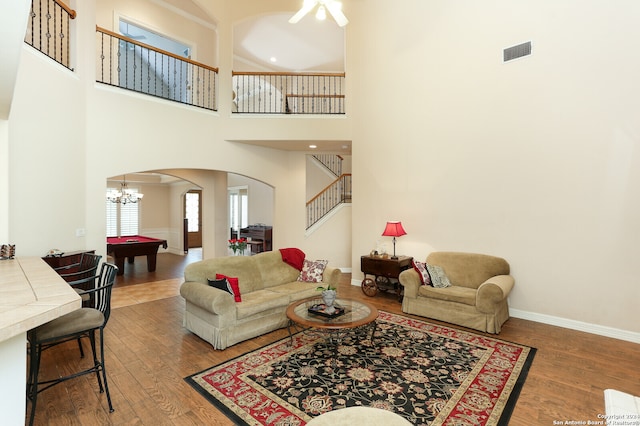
106, 235, 168, 275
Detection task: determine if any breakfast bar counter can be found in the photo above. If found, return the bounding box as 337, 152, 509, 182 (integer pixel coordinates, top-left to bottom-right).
0, 256, 81, 342
0, 257, 81, 424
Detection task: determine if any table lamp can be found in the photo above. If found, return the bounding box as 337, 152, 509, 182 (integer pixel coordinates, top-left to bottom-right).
382, 221, 406, 259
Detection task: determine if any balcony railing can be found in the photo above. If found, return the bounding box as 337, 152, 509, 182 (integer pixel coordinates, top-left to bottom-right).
306, 173, 352, 229
233, 72, 345, 114
25, 0, 76, 70
96, 26, 218, 111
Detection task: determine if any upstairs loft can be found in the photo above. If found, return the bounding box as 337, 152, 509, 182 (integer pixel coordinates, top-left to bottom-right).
25, 0, 347, 117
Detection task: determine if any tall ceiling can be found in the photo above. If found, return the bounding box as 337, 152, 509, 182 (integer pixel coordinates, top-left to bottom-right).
146, 1, 346, 72
233, 12, 345, 73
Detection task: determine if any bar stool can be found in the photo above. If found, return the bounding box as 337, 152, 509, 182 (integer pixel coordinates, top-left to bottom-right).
26, 263, 118, 426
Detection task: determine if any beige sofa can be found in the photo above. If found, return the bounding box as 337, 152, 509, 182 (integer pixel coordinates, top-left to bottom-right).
179, 251, 340, 349
399, 252, 514, 334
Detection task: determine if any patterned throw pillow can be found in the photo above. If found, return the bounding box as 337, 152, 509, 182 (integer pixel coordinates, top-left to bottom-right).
412, 260, 432, 286
215, 273, 242, 302
425, 264, 452, 288
297, 259, 328, 283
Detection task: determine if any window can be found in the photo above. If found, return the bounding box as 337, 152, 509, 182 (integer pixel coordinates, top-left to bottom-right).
185, 191, 200, 232
106, 187, 141, 237
229, 187, 248, 234
117, 19, 193, 103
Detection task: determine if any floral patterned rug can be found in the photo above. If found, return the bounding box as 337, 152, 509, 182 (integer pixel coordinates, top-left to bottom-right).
185, 312, 536, 425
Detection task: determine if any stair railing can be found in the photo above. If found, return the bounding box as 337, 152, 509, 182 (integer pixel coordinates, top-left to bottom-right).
312, 154, 343, 177
306, 173, 352, 229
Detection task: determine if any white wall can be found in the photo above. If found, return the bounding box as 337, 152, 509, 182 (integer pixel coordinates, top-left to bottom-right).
306, 155, 335, 199
0, 120, 8, 243
9, 51, 87, 256
304, 204, 352, 271
0, 0, 30, 120
348, 0, 640, 337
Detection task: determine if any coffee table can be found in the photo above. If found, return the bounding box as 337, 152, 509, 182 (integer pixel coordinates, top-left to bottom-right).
285, 297, 379, 348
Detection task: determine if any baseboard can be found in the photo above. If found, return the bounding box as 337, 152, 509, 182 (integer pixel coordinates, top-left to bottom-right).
509, 308, 640, 344
346, 280, 640, 344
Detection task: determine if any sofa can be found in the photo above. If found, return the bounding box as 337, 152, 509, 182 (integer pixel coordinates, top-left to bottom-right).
399, 252, 514, 334
179, 250, 340, 349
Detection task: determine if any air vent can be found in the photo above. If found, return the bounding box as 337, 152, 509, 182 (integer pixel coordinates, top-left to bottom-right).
503, 41, 532, 62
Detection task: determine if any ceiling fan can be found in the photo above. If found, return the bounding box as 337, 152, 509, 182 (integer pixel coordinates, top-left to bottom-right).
289, 0, 349, 27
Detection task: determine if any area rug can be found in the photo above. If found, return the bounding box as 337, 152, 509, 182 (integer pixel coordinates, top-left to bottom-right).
185, 312, 536, 425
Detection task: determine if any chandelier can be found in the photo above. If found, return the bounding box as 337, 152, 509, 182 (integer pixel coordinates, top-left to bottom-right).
106, 176, 144, 204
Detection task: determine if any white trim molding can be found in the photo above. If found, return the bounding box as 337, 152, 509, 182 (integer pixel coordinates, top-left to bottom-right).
510, 309, 640, 344
346, 283, 640, 344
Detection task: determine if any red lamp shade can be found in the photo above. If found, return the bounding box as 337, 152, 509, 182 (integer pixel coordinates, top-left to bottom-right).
382, 221, 407, 238
381, 221, 406, 259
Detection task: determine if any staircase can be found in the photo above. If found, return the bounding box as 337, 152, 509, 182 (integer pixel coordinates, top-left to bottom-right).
306, 155, 352, 229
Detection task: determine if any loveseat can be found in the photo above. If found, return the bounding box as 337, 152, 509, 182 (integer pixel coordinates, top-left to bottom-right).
399, 252, 514, 333
180, 250, 340, 349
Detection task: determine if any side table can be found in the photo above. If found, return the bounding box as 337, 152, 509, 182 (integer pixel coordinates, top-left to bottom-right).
360, 255, 413, 301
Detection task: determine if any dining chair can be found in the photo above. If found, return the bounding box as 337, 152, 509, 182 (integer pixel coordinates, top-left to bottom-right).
26, 262, 118, 426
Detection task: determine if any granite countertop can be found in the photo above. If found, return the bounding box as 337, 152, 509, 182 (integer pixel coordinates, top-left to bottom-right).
0, 257, 81, 342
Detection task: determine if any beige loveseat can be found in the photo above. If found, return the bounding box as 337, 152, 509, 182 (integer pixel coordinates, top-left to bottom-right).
399, 252, 514, 334
180, 251, 340, 349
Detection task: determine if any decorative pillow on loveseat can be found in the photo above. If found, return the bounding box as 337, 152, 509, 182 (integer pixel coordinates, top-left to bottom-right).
412, 260, 432, 286
425, 264, 452, 288
214, 273, 242, 302
297, 259, 328, 283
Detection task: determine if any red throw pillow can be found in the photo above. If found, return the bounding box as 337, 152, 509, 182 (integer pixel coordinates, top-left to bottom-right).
279, 248, 306, 271
215, 273, 242, 302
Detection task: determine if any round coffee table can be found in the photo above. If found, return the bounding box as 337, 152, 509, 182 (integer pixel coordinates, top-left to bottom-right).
285, 297, 379, 347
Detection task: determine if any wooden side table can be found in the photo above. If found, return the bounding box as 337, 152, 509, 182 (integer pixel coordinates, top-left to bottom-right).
360, 255, 413, 301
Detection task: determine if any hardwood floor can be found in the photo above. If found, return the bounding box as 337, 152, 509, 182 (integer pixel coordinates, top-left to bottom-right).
29, 252, 640, 425
110, 248, 203, 287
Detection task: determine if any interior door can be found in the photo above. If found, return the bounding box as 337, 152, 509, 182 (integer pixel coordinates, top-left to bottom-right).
184, 190, 202, 248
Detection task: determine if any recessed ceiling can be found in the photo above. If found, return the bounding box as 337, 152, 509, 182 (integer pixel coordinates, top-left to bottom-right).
234, 13, 345, 72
